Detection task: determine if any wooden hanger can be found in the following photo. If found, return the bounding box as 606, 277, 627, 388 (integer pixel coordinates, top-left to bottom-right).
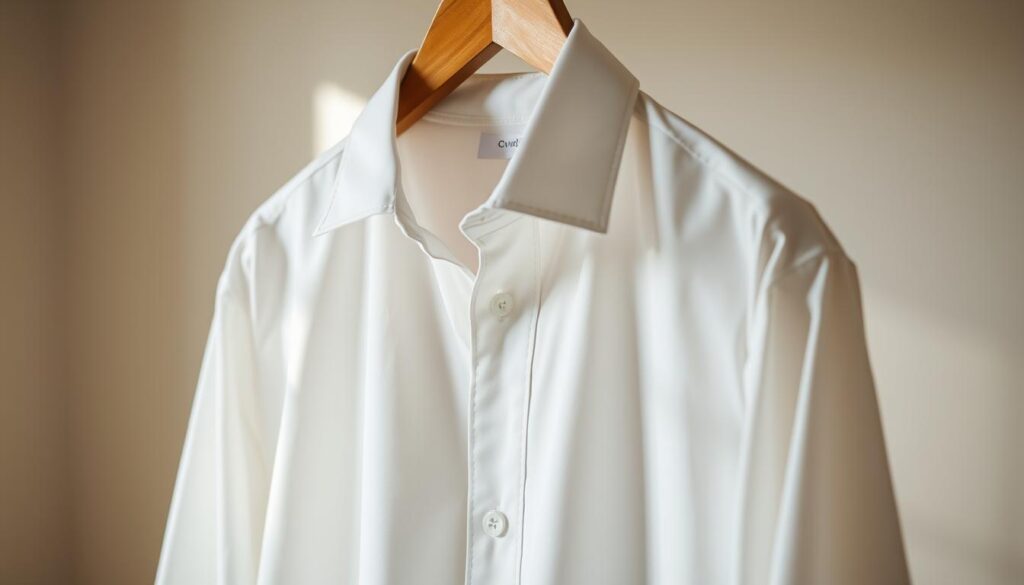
395, 0, 574, 136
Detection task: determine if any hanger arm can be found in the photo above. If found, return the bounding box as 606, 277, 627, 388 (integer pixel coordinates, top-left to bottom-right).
395, 0, 573, 136
492, 0, 573, 73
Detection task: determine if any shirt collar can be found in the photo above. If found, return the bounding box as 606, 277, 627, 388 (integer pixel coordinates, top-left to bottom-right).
313, 18, 639, 237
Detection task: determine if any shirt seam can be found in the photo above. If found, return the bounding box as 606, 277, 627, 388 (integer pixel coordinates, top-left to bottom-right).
263, 139, 350, 231
599, 78, 642, 229
494, 78, 638, 234
764, 248, 853, 291
639, 105, 759, 207
638, 97, 847, 269
636, 98, 783, 237
465, 247, 484, 585
210, 279, 275, 484
495, 200, 603, 232
515, 220, 543, 584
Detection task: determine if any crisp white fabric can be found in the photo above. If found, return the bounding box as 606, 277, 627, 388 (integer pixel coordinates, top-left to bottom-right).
156, 19, 909, 585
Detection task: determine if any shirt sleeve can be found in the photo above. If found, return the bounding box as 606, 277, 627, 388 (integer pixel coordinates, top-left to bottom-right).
738, 252, 911, 585
155, 274, 270, 584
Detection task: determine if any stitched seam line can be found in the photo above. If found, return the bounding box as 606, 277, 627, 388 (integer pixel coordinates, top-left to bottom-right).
469, 213, 525, 240
495, 200, 603, 232
635, 98, 778, 228
765, 249, 851, 291
487, 80, 640, 233
465, 245, 484, 585
515, 220, 543, 584
599, 78, 642, 229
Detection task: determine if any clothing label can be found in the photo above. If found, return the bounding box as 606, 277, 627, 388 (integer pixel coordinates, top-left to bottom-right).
477, 132, 523, 159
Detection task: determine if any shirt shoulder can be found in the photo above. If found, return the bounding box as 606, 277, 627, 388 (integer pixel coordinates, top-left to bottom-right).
632, 92, 850, 283
215, 137, 349, 300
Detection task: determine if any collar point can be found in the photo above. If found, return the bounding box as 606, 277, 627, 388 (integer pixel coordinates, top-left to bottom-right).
312, 201, 395, 238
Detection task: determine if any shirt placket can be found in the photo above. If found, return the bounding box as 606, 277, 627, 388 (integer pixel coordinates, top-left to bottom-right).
461, 210, 539, 585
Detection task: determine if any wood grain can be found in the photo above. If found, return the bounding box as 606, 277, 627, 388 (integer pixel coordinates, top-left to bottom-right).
395, 0, 573, 136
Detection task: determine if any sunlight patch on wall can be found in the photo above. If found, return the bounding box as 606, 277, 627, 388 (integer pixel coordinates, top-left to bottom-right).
312, 82, 367, 155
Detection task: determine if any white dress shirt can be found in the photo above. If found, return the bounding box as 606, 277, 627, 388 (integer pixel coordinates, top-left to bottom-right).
156, 18, 909, 585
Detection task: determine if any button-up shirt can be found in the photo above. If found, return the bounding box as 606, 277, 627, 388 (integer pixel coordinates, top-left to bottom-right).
156, 18, 909, 585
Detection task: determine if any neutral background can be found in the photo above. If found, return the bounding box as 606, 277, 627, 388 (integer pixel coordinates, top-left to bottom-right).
2, 0, 1021, 583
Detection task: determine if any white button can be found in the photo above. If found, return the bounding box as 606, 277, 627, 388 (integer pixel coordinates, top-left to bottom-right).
482, 510, 508, 538
489, 291, 514, 318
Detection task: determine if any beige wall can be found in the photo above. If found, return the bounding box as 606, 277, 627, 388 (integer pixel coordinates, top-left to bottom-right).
61, 1, 185, 582
2, 0, 1021, 583
0, 1, 71, 583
